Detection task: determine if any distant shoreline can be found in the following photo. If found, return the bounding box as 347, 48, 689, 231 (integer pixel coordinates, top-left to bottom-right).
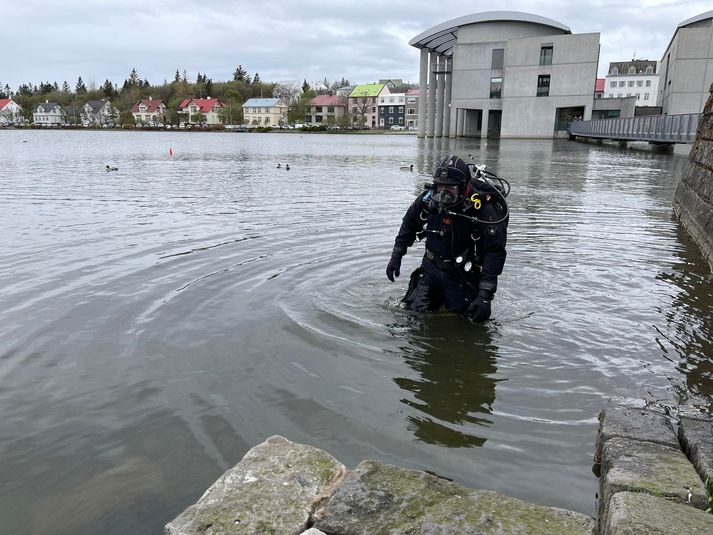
0, 125, 417, 135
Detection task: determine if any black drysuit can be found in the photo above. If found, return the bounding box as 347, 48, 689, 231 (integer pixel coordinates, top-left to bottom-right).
392, 187, 507, 314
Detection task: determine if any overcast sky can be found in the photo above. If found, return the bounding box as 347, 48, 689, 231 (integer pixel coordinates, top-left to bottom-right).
1, 0, 710, 91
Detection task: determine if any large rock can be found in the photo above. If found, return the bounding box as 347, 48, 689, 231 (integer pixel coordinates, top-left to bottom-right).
165, 435, 346, 535
600, 436, 708, 514
603, 491, 713, 534
313, 460, 596, 534
595, 407, 678, 464
679, 416, 713, 484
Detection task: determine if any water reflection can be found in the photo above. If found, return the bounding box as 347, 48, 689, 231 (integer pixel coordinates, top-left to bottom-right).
657, 223, 713, 413
394, 316, 498, 448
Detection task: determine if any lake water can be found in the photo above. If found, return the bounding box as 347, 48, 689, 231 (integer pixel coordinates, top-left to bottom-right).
1, 129, 712, 534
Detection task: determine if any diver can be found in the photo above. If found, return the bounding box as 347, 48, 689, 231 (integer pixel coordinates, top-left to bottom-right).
386, 154, 509, 322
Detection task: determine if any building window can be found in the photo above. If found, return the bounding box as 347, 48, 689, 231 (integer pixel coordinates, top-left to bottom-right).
389, 117, 394, 124
645, 80, 651, 87
490, 77, 502, 99
491, 48, 504, 69
617, 93, 622, 97
398, 106, 404, 113
628, 66, 636, 74
389, 106, 393, 113
644, 93, 649, 100
327, 106, 334, 113
645, 66, 653, 74
627, 81, 634, 87
371, 106, 376, 113
611, 66, 619, 75
399, 117, 404, 124
636, 93, 640, 99
536, 75, 550, 97
619, 81, 625, 87
539, 46, 553, 65
636, 80, 643, 87
316, 106, 322, 112
407, 97, 416, 103
407, 108, 415, 115
609, 81, 616, 87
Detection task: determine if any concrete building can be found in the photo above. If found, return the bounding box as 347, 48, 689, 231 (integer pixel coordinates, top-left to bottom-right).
603, 60, 659, 107
658, 10, 713, 115
378, 92, 406, 128
242, 98, 288, 126
409, 11, 600, 138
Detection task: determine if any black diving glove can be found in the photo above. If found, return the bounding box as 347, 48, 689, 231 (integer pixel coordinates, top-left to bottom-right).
386, 249, 404, 282
467, 290, 492, 322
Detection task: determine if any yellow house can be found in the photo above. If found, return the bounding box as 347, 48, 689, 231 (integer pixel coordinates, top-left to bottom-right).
242, 98, 288, 126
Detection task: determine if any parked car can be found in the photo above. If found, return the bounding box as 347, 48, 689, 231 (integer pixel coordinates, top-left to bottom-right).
390, 125, 405, 131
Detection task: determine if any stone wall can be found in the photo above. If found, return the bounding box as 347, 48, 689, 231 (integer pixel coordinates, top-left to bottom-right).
595, 406, 713, 534
674, 85, 713, 271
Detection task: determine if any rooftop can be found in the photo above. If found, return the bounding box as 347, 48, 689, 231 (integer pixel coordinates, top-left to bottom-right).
409, 11, 571, 56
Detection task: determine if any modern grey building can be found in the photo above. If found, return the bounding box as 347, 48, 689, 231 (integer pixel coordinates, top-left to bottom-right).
658, 10, 713, 115
409, 11, 600, 138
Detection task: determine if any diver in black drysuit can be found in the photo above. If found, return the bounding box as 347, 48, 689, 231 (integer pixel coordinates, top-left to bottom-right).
386, 154, 508, 322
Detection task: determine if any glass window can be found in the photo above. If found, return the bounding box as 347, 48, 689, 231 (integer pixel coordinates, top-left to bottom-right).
491, 48, 504, 69
645, 66, 653, 74
627, 81, 634, 87
536, 75, 550, 97
389, 106, 393, 113
619, 81, 625, 87
399, 117, 404, 124
407, 108, 415, 115
490, 77, 502, 99
398, 106, 404, 113
617, 93, 622, 97
610, 81, 616, 87
636, 80, 643, 87
645, 80, 651, 87
611, 67, 619, 75
389, 117, 394, 124
636, 93, 640, 99
316, 106, 322, 112
407, 97, 416, 103
539, 46, 553, 65
628, 66, 636, 74
644, 93, 649, 100
327, 106, 334, 113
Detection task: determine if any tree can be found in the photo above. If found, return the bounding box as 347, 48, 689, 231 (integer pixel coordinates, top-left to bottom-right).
252, 73, 260, 84
76, 77, 87, 94
233, 65, 248, 82
223, 89, 243, 124
205, 78, 213, 97
302, 79, 310, 94
101, 79, 116, 98
174, 70, 181, 83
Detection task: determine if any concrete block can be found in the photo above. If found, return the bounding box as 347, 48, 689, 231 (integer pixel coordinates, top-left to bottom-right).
603, 491, 713, 535
680, 416, 713, 484
314, 460, 596, 535
595, 407, 678, 464
600, 437, 708, 513
165, 436, 346, 535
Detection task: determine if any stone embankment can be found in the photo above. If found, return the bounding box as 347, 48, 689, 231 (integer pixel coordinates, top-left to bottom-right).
165, 408, 713, 534
165, 435, 595, 534
595, 406, 713, 534
674, 84, 713, 271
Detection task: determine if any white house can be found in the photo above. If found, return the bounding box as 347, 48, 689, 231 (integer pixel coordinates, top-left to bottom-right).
82, 100, 120, 126
603, 60, 659, 107
0, 99, 23, 124
242, 98, 288, 126
33, 101, 65, 126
